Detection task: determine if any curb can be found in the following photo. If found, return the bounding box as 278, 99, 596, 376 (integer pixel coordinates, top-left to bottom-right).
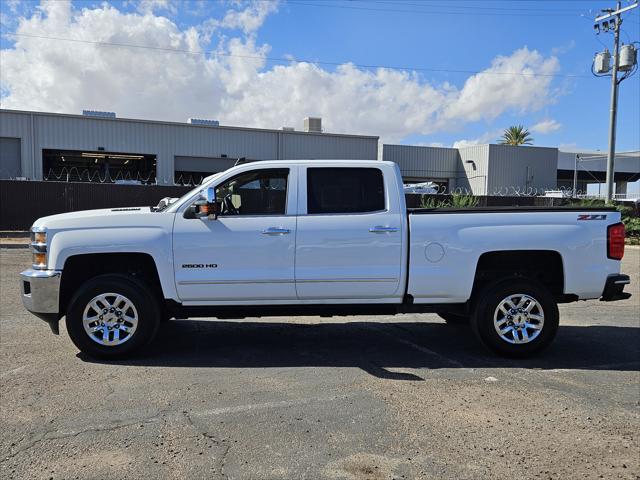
0, 244, 29, 249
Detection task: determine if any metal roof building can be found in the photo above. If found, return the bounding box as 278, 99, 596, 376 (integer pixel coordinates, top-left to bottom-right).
556, 150, 640, 195
380, 143, 559, 195
381, 143, 639, 196
2, 108, 637, 196
0, 109, 379, 185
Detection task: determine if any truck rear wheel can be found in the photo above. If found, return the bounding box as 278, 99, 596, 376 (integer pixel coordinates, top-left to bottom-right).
65, 274, 160, 359
471, 278, 559, 357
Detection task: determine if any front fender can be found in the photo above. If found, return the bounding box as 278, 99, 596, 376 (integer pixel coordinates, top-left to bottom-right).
48, 227, 178, 301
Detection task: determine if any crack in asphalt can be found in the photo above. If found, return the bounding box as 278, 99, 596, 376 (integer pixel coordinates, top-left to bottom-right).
182, 410, 230, 480
1, 413, 165, 464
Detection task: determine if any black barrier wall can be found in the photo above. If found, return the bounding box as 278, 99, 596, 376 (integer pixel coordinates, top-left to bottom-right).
0, 181, 191, 230
0, 180, 579, 231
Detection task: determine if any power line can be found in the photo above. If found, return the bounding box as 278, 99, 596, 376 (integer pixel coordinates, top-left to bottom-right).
285, 0, 591, 17
326, 0, 593, 14
363, 1, 588, 13
9, 32, 594, 79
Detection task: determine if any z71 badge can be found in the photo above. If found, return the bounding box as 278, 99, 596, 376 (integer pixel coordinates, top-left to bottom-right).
182, 264, 218, 268
577, 214, 607, 221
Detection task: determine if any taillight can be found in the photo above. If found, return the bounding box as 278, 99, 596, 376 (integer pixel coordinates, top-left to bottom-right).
607, 222, 625, 260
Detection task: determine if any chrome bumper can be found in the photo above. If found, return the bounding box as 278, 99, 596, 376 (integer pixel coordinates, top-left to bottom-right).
20, 269, 61, 317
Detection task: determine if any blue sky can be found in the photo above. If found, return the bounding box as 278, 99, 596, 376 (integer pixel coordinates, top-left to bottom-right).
1, 1, 638, 154
264, 0, 640, 151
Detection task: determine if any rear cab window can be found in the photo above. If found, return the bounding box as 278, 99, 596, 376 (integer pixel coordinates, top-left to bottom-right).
306, 167, 385, 214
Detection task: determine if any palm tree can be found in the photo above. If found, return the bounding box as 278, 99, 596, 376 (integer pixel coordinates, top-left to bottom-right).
499, 125, 534, 146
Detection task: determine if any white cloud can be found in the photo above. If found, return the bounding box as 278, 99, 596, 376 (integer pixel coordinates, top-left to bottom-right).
531, 118, 562, 134
6, 0, 21, 13
441, 48, 560, 124
220, 0, 279, 34
453, 129, 503, 148
0, 1, 561, 143
133, 0, 177, 15
551, 40, 576, 56
558, 143, 580, 152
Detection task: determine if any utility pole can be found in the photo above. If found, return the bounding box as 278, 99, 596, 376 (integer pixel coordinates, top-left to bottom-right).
593, 1, 638, 201
605, 2, 621, 202
572, 154, 579, 196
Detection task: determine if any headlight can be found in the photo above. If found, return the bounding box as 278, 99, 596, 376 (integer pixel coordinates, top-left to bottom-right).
30, 227, 47, 270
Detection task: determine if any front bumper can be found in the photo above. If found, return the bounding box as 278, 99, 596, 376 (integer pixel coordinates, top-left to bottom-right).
600, 274, 631, 302
20, 269, 62, 332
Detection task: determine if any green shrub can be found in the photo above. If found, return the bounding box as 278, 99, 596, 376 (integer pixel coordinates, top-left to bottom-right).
420, 195, 449, 208
450, 193, 479, 208
420, 194, 479, 209
624, 216, 640, 238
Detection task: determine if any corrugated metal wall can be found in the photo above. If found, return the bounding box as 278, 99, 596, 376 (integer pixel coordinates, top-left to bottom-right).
380, 143, 559, 195
174, 156, 237, 173
486, 145, 558, 195
557, 150, 640, 174
0, 111, 34, 179
0, 110, 379, 184
0, 137, 21, 178
457, 145, 490, 194
381, 144, 458, 181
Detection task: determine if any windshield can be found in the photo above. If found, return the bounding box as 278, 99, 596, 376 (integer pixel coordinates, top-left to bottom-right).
165, 172, 224, 213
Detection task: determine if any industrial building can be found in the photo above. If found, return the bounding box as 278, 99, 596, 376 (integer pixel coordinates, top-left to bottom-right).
556, 150, 640, 195
380, 144, 639, 195
1, 108, 638, 195
0, 109, 378, 185
380, 143, 558, 195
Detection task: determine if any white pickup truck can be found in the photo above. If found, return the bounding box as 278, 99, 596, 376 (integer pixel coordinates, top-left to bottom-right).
20, 160, 631, 359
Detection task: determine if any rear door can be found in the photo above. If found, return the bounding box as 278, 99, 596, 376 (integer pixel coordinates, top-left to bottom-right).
295, 166, 403, 300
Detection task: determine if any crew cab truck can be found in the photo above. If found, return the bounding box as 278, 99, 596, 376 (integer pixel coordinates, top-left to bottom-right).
20, 160, 631, 359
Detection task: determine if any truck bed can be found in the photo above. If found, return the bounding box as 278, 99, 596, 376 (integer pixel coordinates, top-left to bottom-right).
406, 206, 621, 304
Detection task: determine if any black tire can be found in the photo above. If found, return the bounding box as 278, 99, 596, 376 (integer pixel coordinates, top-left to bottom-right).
438, 312, 469, 325
470, 278, 559, 357
65, 274, 161, 359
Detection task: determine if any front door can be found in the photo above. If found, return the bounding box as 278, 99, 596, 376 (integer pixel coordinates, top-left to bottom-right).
173, 167, 297, 303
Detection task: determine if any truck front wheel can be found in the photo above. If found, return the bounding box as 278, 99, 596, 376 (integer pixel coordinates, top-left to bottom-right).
65, 274, 161, 359
471, 278, 559, 357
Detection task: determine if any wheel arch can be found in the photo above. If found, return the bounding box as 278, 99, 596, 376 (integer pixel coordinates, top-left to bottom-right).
59, 252, 166, 315
472, 250, 566, 300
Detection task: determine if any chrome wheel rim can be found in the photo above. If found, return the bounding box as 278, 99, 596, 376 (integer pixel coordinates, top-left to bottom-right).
82, 293, 138, 346
493, 293, 544, 345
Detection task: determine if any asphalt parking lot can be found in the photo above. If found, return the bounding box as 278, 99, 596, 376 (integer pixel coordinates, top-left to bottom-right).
1, 249, 639, 480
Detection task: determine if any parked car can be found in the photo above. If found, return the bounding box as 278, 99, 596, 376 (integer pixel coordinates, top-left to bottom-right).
403, 181, 439, 194
20, 160, 630, 359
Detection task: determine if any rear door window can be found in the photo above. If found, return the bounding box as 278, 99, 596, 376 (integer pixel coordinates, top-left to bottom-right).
307, 168, 385, 214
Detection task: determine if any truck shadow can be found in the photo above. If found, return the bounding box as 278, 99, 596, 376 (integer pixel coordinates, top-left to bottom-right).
80, 320, 640, 379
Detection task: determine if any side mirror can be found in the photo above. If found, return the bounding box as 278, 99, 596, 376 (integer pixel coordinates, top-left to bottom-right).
185, 187, 219, 220
205, 186, 216, 204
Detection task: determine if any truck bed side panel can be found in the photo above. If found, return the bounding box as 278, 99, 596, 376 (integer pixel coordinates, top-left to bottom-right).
407, 210, 621, 303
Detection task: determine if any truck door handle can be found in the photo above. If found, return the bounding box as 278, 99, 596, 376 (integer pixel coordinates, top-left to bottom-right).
262, 227, 291, 235
369, 226, 399, 233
